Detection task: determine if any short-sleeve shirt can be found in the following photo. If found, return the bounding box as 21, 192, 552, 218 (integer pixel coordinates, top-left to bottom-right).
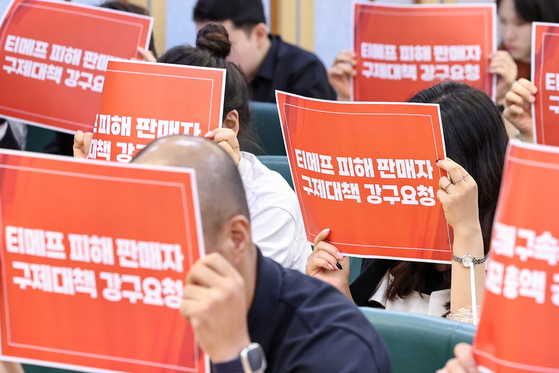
248, 249, 393, 373
250, 35, 336, 103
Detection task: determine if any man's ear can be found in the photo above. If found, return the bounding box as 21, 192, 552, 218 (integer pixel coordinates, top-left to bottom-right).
253, 22, 269, 48
223, 110, 240, 135
218, 215, 251, 266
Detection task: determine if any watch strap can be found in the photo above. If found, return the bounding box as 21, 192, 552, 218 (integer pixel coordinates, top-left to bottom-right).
212, 357, 244, 373
452, 254, 486, 265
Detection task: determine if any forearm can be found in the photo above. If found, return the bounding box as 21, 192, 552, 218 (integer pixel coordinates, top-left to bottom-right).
450, 225, 485, 312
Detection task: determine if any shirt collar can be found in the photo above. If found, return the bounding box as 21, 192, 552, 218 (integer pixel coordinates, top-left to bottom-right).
254, 35, 279, 81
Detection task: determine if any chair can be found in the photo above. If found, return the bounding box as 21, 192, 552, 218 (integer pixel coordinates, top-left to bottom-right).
348, 257, 362, 284
248, 101, 286, 156
256, 155, 293, 190
360, 308, 476, 373
23, 365, 78, 373
24, 125, 56, 152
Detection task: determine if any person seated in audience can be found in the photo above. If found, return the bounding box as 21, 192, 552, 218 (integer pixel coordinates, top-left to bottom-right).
496, 0, 559, 97
75, 23, 311, 272
192, 0, 336, 103
328, 0, 558, 109
132, 135, 392, 373
307, 82, 509, 320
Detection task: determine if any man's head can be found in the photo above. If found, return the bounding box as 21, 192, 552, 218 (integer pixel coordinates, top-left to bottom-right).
132, 135, 253, 266
193, 0, 270, 81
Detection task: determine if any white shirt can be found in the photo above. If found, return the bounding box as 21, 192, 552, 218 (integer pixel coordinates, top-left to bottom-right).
369, 271, 450, 317
238, 152, 311, 272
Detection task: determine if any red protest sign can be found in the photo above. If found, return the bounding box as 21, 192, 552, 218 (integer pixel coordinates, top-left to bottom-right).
0, 0, 153, 133
473, 141, 559, 373
532, 22, 559, 146
277, 91, 450, 262
0, 150, 207, 373
353, 3, 496, 102
88, 60, 225, 163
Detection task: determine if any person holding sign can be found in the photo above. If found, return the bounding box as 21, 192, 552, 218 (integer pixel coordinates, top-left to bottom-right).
307, 82, 509, 320
132, 135, 392, 373
75, 23, 311, 273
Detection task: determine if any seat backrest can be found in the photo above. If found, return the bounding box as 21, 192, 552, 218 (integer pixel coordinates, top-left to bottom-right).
248, 101, 286, 156
256, 155, 294, 190
360, 307, 476, 373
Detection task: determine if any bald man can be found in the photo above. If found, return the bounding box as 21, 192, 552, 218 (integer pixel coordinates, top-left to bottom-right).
133, 135, 391, 373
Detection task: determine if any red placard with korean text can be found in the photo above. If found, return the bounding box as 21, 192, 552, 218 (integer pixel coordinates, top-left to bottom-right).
277, 91, 450, 262
0, 149, 208, 373
473, 141, 559, 373
87, 60, 225, 164
0, 0, 153, 133
532, 22, 559, 146
353, 3, 496, 102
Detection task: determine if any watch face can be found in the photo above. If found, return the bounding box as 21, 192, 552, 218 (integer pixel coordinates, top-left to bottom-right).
462, 255, 473, 268
245, 344, 267, 372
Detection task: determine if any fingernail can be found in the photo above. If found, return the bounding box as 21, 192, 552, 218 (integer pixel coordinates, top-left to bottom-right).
337, 252, 344, 260
530, 87, 538, 94
328, 264, 335, 270
204, 131, 212, 138
336, 262, 343, 270
436, 158, 442, 163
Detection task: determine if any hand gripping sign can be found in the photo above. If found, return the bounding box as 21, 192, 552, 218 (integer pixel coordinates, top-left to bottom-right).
473, 141, 559, 373
0, 0, 153, 134
532, 22, 559, 146
353, 3, 496, 102
0, 150, 208, 373
277, 91, 451, 262
87, 60, 226, 163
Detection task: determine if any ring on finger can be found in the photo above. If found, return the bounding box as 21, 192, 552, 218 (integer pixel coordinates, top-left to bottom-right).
442, 181, 452, 192
453, 173, 469, 183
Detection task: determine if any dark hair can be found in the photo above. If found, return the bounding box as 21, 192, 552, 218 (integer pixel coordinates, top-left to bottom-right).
193, 0, 266, 29
157, 23, 259, 151
385, 81, 509, 301
497, 0, 559, 23
99, 1, 158, 58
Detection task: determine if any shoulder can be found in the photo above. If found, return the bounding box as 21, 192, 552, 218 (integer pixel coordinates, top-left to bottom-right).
277, 270, 392, 372
272, 35, 326, 70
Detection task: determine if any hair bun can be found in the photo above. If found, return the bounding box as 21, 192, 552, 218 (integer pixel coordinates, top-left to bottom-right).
196, 22, 231, 59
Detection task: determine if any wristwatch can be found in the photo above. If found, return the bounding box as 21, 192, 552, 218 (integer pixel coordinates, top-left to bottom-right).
452, 254, 486, 268
212, 343, 267, 373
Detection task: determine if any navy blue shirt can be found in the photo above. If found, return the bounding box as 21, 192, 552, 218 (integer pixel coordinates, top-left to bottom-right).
250, 35, 336, 103
247, 249, 392, 373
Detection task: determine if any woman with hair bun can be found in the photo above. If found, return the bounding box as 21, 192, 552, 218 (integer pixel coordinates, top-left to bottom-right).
75, 23, 310, 272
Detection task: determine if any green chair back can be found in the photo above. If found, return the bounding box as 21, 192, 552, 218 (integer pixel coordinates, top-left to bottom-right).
256, 155, 293, 190
348, 257, 362, 285
249, 101, 286, 156
360, 307, 476, 373
23, 365, 78, 373
24, 125, 55, 153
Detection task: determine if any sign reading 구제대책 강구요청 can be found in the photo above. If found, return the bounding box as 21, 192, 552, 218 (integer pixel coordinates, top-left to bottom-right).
0, 150, 209, 373
353, 2, 496, 102
87, 60, 226, 163
473, 141, 559, 373
0, 0, 153, 133
531, 22, 559, 146
276, 91, 451, 263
